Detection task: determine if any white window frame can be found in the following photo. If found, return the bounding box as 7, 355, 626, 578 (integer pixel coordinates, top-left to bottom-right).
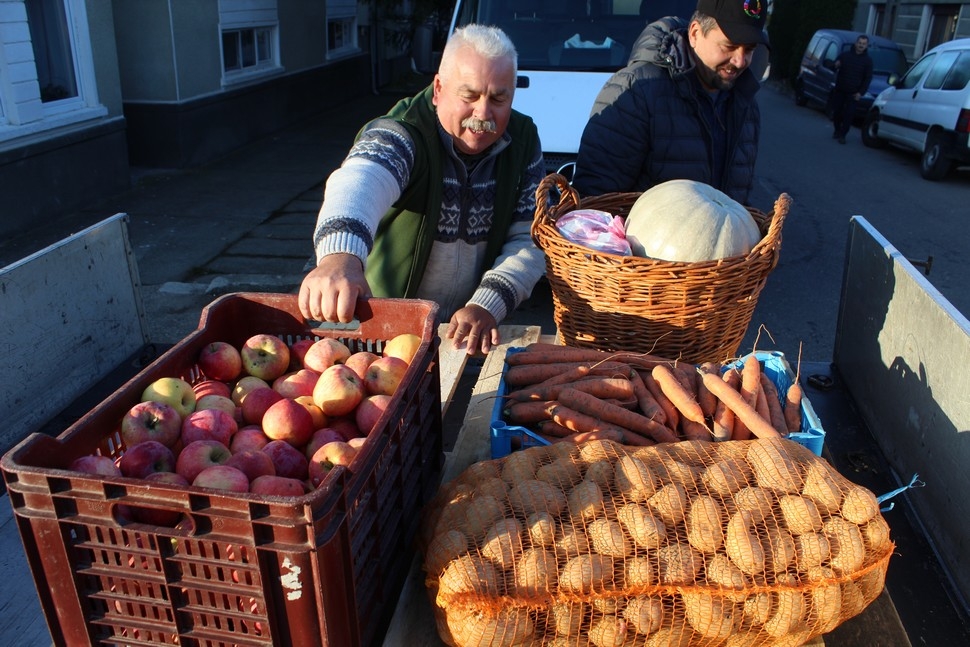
0, 0, 106, 145
326, 0, 359, 59
218, 0, 282, 88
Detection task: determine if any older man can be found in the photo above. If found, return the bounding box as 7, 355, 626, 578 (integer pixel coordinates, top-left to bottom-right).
299, 25, 545, 354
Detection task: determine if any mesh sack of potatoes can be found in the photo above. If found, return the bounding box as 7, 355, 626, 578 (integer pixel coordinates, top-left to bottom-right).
419, 437, 893, 647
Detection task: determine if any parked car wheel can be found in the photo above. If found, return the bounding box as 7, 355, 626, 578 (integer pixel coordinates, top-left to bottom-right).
861, 112, 886, 149
920, 132, 953, 180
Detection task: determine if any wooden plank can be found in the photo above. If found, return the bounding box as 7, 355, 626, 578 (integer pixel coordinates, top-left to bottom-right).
436, 323, 470, 418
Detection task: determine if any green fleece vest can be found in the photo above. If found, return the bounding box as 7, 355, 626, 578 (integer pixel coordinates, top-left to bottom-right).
360, 85, 539, 298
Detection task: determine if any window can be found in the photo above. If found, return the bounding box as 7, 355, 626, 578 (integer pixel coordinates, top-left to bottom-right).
222, 26, 274, 73
941, 52, 970, 91
923, 51, 959, 89
899, 53, 935, 90
219, 0, 281, 85
326, 0, 357, 58
25, 0, 77, 103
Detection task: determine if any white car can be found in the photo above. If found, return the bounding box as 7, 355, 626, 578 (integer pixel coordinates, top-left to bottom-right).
862, 38, 970, 180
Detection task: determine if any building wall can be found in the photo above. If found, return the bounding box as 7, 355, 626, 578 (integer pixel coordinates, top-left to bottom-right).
858, 1, 970, 62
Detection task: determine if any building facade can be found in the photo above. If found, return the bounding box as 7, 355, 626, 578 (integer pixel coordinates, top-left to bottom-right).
857, 1, 970, 61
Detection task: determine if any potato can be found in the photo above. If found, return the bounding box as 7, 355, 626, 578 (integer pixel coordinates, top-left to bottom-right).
459, 459, 501, 483
445, 605, 535, 647
763, 524, 796, 573
536, 456, 582, 488
622, 555, 655, 587
592, 597, 620, 614
613, 454, 657, 501
549, 601, 586, 636
643, 623, 694, 647
747, 438, 804, 494
500, 449, 537, 484
584, 458, 615, 489
507, 479, 566, 518
647, 482, 688, 525
841, 485, 880, 525
801, 461, 844, 514
433, 498, 471, 541
741, 591, 772, 627
481, 518, 524, 569
686, 495, 726, 554
525, 511, 556, 547
579, 439, 622, 462
805, 565, 843, 633
617, 502, 667, 550
568, 479, 605, 521
560, 554, 614, 593
840, 579, 868, 618
554, 524, 591, 556
661, 460, 704, 489
588, 518, 633, 557
588, 615, 629, 647
858, 564, 888, 601
463, 495, 506, 540
704, 554, 748, 601
476, 476, 509, 501
436, 555, 501, 606
824, 517, 867, 574
700, 458, 752, 497
763, 573, 806, 637
860, 515, 892, 552
681, 592, 737, 640
425, 529, 468, 576
656, 543, 703, 584
512, 547, 558, 596
733, 486, 776, 523
778, 494, 824, 535
623, 595, 663, 634
794, 531, 831, 569
725, 510, 766, 575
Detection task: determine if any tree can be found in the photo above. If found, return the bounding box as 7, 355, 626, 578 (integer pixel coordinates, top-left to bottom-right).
768, 0, 857, 82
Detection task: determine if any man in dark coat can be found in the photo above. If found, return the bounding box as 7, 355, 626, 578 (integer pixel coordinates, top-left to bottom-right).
573, 0, 767, 205
831, 35, 874, 144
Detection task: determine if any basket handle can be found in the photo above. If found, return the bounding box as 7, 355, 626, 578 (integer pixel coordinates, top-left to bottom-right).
751, 192, 792, 258
531, 173, 581, 241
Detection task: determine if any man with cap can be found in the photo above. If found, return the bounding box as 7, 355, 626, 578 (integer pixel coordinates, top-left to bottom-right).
573, 0, 768, 205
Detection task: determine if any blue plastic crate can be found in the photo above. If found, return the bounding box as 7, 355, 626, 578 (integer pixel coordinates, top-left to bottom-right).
490, 348, 826, 458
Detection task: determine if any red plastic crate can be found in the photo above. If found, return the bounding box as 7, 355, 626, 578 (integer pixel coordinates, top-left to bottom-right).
1, 293, 443, 647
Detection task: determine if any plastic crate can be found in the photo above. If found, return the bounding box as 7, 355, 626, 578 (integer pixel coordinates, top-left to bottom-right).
1, 293, 443, 647
490, 348, 825, 458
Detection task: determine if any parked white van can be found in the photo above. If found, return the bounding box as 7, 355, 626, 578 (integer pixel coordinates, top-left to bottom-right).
862, 38, 970, 180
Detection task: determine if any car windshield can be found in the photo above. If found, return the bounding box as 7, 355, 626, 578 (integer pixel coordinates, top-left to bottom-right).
869, 46, 909, 76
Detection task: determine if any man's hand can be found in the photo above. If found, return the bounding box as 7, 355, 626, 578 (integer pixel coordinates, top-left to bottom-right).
446, 304, 500, 355
298, 254, 371, 323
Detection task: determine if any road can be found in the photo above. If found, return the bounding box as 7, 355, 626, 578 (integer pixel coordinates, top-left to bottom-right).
740, 84, 970, 363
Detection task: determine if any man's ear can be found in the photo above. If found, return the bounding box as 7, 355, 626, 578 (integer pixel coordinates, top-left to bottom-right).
687, 21, 701, 48
432, 74, 442, 107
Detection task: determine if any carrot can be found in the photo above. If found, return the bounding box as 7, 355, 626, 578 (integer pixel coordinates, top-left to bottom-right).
531, 363, 632, 390
755, 381, 772, 425
759, 373, 789, 435
681, 419, 713, 442
561, 429, 625, 444
711, 394, 735, 441
698, 370, 781, 439
629, 369, 667, 425
697, 362, 721, 418
556, 388, 679, 444
734, 359, 761, 441
651, 364, 706, 425
507, 348, 626, 366
507, 376, 635, 403
504, 360, 629, 387
517, 343, 671, 369
641, 370, 680, 431
538, 420, 575, 438
784, 382, 803, 433
503, 400, 554, 426
548, 402, 630, 436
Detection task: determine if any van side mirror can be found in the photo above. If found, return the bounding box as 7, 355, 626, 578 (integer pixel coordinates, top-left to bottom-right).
888, 73, 900, 86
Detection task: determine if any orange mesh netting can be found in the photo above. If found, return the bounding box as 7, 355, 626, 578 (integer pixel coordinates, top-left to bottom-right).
420, 438, 892, 647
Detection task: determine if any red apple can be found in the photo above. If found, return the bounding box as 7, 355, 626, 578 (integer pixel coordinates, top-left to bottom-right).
303, 338, 352, 372
240, 334, 290, 381
347, 436, 367, 451
272, 368, 320, 400
355, 394, 393, 434
250, 474, 307, 497
363, 355, 408, 396
241, 386, 284, 426
305, 427, 346, 459
328, 417, 362, 441
193, 465, 250, 493
133, 472, 190, 525
181, 408, 238, 446
308, 441, 358, 487
344, 351, 379, 381
261, 398, 314, 447
142, 376, 196, 417
225, 449, 276, 481
312, 364, 364, 417
120, 400, 182, 449
288, 338, 316, 371
197, 341, 243, 381
194, 394, 239, 419
176, 439, 232, 483
70, 454, 122, 477
231, 375, 270, 406
119, 440, 176, 479
193, 379, 232, 400
382, 333, 422, 365
293, 395, 327, 430
261, 440, 309, 481
230, 425, 271, 453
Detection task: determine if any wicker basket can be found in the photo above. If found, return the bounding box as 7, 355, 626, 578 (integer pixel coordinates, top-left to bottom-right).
531, 173, 792, 364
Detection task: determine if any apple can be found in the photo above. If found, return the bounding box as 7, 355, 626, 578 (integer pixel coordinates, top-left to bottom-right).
308, 441, 358, 487
193, 465, 250, 493
250, 475, 307, 497
272, 368, 320, 400
230, 425, 271, 453
176, 439, 232, 483
347, 436, 367, 451
355, 394, 393, 434
241, 386, 284, 426
312, 364, 364, 417
194, 394, 239, 419
261, 440, 309, 481
240, 334, 290, 381
382, 333, 422, 365
225, 449, 276, 481
193, 379, 231, 400
120, 400, 182, 449
141, 376, 196, 418
363, 355, 409, 396
293, 395, 327, 430
305, 427, 346, 459
197, 341, 243, 381
232, 375, 270, 406
70, 454, 122, 477
303, 338, 352, 372
261, 398, 315, 447
119, 440, 177, 479
327, 417, 362, 441
288, 338, 316, 371
181, 408, 238, 446
133, 472, 190, 525
343, 351, 380, 381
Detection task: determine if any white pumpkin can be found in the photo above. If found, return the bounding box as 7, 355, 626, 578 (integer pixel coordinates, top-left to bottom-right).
624, 180, 761, 262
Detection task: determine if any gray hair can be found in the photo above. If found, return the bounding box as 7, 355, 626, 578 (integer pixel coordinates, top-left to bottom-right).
692, 12, 719, 36
440, 24, 518, 78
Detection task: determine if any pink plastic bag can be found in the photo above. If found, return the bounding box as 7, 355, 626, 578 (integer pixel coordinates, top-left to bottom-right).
555, 209, 632, 256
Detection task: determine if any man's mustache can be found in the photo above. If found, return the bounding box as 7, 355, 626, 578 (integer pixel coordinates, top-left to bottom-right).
461, 117, 497, 133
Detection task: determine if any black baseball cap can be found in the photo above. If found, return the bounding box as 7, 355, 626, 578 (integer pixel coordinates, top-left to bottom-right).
696, 0, 769, 46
